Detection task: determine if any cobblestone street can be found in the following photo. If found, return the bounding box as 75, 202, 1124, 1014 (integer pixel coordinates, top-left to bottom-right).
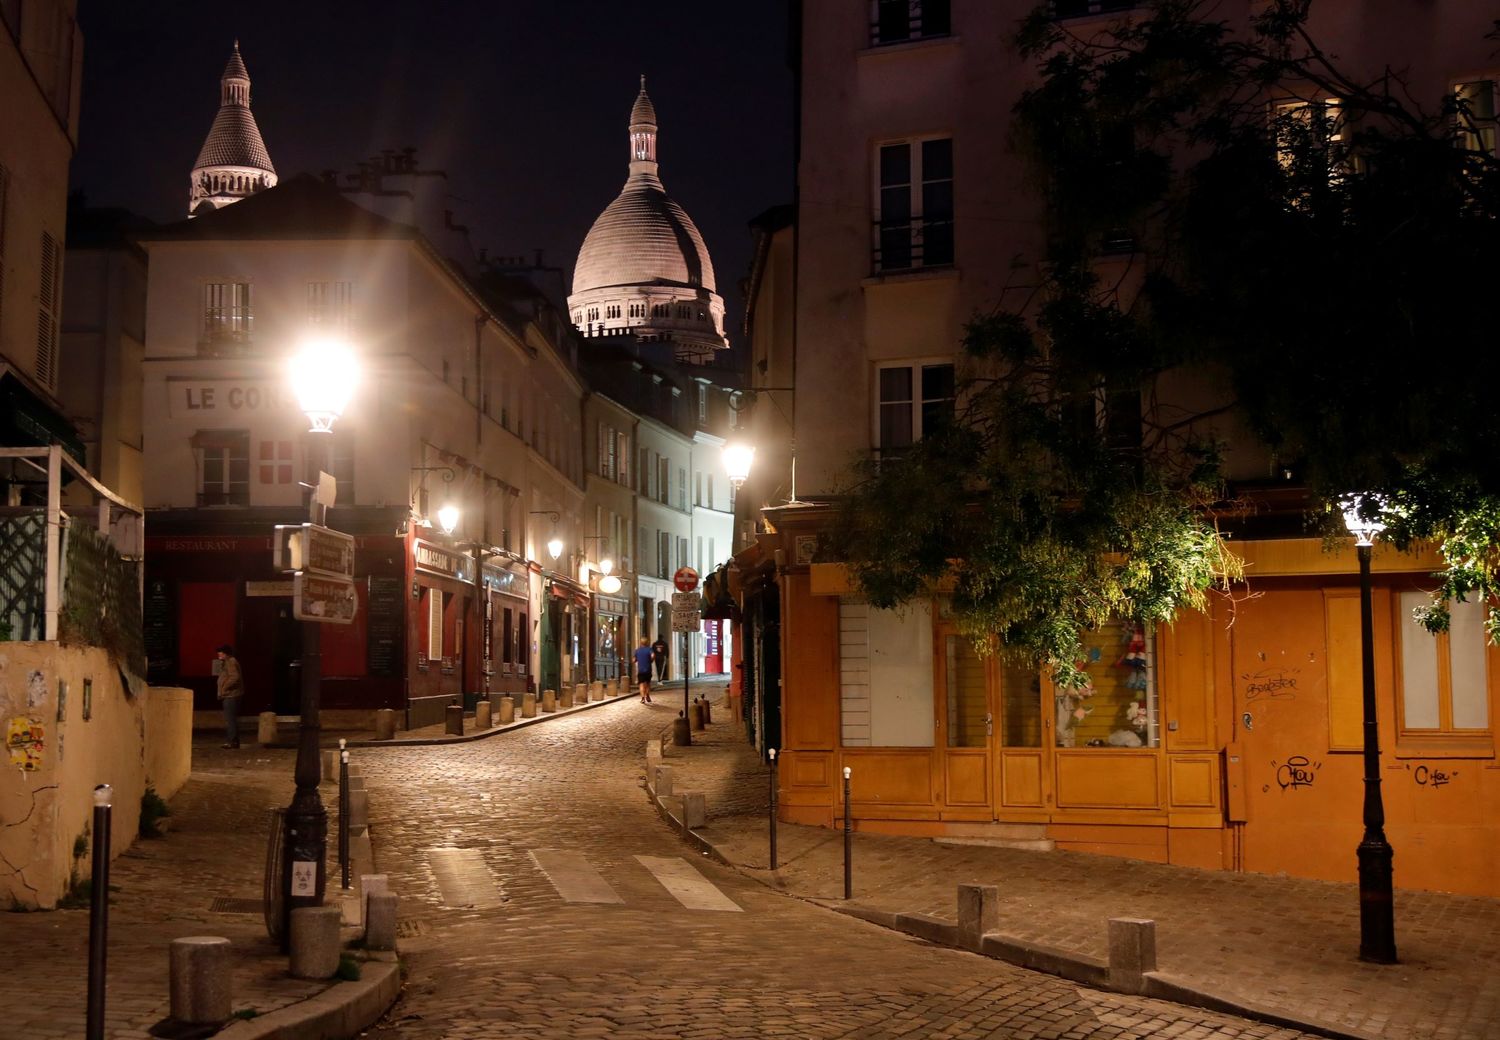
362, 692, 1318, 1040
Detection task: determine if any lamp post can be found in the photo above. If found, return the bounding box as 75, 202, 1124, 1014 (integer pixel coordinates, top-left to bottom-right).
285, 334, 358, 941
1342, 495, 1397, 964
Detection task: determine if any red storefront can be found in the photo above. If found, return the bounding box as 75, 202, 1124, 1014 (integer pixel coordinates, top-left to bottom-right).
144, 520, 406, 727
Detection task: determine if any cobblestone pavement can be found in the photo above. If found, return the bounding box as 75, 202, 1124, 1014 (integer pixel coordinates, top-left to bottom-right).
360, 685, 1320, 1039
671, 710, 1500, 1040
0, 740, 332, 1040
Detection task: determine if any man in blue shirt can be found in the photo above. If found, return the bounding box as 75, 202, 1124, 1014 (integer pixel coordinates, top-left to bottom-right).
633, 638, 655, 703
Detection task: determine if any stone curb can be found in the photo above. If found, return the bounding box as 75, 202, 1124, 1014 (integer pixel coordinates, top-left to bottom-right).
215, 960, 401, 1040
640, 745, 1379, 1040
344, 691, 639, 748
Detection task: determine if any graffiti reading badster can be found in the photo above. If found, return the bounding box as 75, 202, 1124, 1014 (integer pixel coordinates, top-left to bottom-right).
1273, 755, 1320, 791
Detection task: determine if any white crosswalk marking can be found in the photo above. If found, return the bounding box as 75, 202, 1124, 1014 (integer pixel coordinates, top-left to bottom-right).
426, 847, 504, 908
529, 848, 624, 904
636, 855, 743, 912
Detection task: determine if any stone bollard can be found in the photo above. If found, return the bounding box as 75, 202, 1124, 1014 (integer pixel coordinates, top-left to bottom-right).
590, 681, 604, 702
521, 691, 537, 718
289, 906, 343, 980
653, 764, 674, 797
257, 711, 278, 746
646, 739, 663, 766
701, 698, 712, 724
444, 704, 464, 736
169, 936, 232, 1025
690, 700, 706, 731
560, 686, 575, 708
365, 891, 399, 951
1107, 918, 1158, 995
542, 688, 557, 713
475, 700, 491, 729
348, 774, 366, 793
575, 683, 588, 706
682, 791, 707, 829
498, 695, 515, 725
321, 749, 338, 780
360, 873, 388, 927
957, 884, 999, 951
375, 708, 398, 740
349, 788, 369, 828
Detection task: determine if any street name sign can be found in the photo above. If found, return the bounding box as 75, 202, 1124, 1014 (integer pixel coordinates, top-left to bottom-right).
273, 523, 355, 578
292, 572, 358, 624
671, 589, 702, 632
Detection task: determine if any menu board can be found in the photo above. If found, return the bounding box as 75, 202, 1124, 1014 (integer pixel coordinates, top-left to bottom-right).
143, 578, 174, 682
365, 576, 403, 678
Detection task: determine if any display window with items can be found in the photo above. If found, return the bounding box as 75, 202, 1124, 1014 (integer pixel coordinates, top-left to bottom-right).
1052, 619, 1158, 749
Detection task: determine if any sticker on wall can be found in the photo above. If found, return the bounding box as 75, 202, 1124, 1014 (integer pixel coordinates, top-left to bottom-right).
82, 679, 93, 721
290, 860, 317, 896
26, 670, 46, 710
6, 717, 45, 771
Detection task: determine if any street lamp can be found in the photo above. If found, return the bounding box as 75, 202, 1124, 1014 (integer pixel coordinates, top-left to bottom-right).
546, 536, 564, 562
283, 332, 358, 944
1341, 494, 1397, 964
436, 503, 459, 536
723, 437, 755, 491
724, 386, 799, 502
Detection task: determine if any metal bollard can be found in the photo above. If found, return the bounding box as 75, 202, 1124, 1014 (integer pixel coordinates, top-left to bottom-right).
843, 766, 852, 900
87, 784, 112, 1040
338, 746, 350, 891
768, 748, 779, 870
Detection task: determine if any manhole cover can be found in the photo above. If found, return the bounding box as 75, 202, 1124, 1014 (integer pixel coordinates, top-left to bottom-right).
209, 897, 264, 914
396, 919, 429, 938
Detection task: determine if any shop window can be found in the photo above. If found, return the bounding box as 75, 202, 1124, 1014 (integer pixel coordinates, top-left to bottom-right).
518, 611, 529, 672
943, 633, 987, 747
1001, 660, 1043, 747
1056, 620, 1158, 748
839, 598, 935, 747
425, 588, 444, 664
1395, 592, 1492, 750
502, 607, 515, 670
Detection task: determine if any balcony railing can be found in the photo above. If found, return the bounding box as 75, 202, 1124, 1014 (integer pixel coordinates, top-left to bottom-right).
871, 218, 955, 274
1052, 0, 1136, 18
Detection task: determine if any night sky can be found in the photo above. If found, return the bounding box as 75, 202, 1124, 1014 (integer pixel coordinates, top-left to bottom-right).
68, 1, 796, 345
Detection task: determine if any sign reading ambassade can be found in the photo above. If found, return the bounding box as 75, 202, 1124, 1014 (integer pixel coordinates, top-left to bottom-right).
166, 378, 301, 417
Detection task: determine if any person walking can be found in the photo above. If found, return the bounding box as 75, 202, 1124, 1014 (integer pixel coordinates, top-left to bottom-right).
651, 635, 669, 682
633, 638, 655, 703
216, 644, 244, 748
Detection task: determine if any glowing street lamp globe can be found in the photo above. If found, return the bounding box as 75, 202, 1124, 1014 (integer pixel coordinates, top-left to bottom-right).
598, 575, 622, 594
1341, 494, 1387, 547
290, 334, 359, 433
723, 438, 755, 490
436, 504, 459, 536
547, 536, 564, 561
600, 557, 614, 576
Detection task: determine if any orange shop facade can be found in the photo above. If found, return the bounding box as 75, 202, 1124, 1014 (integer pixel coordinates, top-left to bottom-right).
763, 508, 1500, 898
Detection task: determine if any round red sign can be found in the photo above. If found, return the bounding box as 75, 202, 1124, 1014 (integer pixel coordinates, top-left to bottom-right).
673, 566, 700, 593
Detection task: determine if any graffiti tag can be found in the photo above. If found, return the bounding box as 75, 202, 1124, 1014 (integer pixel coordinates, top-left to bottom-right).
1412, 764, 1456, 789
1273, 755, 1320, 791
1242, 669, 1298, 701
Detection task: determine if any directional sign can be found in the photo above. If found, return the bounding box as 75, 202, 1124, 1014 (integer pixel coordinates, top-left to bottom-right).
673, 566, 700, 593
293, 572, 358, 624
671, 590, 702, 633
274, 523, 355, 578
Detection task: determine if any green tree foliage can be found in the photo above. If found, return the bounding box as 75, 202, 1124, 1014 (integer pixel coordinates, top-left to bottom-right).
835, 0, 1500, 675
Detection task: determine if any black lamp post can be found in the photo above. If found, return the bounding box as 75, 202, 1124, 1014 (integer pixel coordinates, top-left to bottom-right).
1342, 495, 1397, 964
283, 335, 358, 942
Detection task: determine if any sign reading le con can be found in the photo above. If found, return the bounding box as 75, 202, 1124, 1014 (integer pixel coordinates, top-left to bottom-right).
293, 572, 358, 625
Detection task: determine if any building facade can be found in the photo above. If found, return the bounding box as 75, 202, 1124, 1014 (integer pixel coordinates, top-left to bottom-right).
743, 0, 1500, 897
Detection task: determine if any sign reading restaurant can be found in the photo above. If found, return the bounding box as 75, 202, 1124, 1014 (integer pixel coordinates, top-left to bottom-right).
166, 378, 302, 417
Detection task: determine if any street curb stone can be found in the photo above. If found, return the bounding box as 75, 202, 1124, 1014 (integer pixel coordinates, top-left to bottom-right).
345, 691, 638, 748
214, 961, 401, 1040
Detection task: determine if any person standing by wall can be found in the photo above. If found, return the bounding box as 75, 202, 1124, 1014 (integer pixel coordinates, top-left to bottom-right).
651, 634, 668, 682
634, 638, 655, 704
216, 644, 244, 748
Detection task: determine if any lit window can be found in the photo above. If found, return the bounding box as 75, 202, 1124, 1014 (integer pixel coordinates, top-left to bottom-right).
1397, 592, 1491, 740
203, 282, 252, 347
1272, 97, 1346, 194
1455, 80, 1498, 156
875, 361, 954, 455
307, 281, 353, 329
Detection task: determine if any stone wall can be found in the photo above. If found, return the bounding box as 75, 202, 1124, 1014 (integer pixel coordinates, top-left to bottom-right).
0, 643, 192, 909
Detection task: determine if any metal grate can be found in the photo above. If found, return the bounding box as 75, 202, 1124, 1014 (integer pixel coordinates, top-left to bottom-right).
209, 897, 265, 914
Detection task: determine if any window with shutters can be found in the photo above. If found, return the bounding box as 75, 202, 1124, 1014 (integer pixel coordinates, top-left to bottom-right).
678, 467, 687, 511
1394, 592, 1494, 754
870, 0, 950, 45
35, 231, 60, 389
616, 430, 630, 486
658, 530, 671, 579
307, 281, 353, 329
658, 456, 670, 504
639, 447, 650, 494
202, 282, 253, 350
194, 430, 251, 506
